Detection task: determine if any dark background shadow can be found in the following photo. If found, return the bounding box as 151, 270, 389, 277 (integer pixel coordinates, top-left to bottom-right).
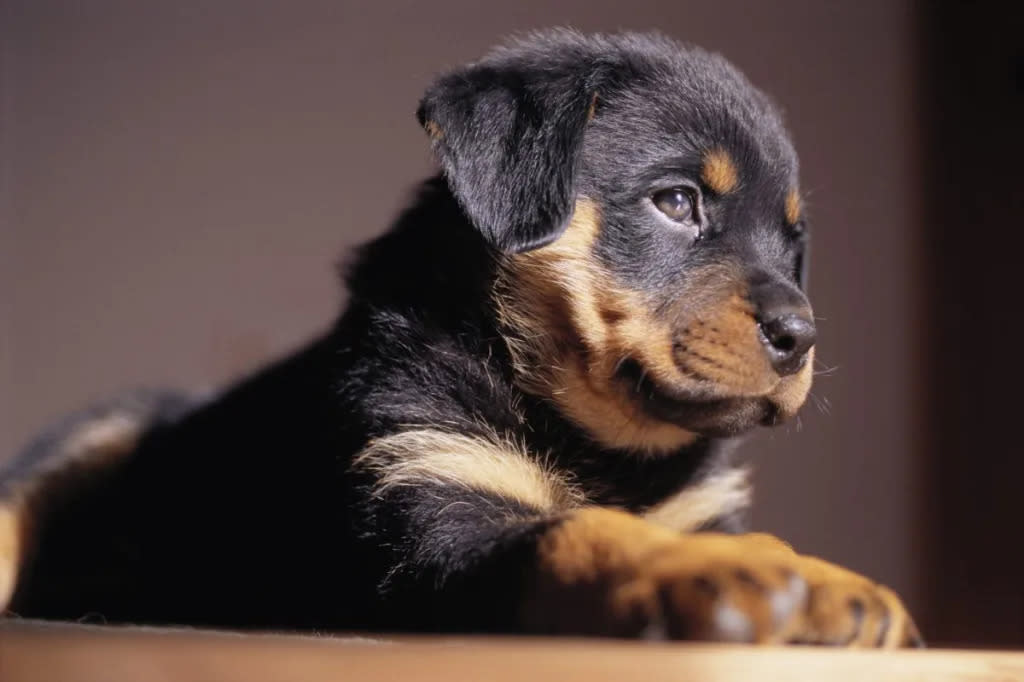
919, 0, 1024, 646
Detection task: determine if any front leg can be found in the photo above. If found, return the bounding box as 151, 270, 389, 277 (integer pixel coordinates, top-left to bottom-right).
525, 511, 922, 647
354, 429, 921, 646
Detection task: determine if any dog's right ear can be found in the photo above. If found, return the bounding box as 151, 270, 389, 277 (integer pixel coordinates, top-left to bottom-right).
417, 57, 600, 254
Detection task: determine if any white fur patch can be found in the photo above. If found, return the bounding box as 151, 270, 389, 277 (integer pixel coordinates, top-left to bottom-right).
642, 468, 751, 532
60, 414, 143, 463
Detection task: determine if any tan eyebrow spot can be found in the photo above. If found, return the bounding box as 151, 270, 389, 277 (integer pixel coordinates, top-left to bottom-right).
701, 149, 739, 194
785, 188, 802, 225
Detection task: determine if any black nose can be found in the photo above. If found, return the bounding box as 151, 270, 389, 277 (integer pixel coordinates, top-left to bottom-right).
759, 313, 816, 376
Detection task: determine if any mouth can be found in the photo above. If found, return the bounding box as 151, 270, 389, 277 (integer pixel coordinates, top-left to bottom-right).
615, 358, 781, 437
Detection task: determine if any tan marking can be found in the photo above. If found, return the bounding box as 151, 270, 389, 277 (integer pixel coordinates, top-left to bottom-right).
495, 200, 698, 455
643, 468, 751, 532
353, 428, 584, 513
674, 289, 777, 395
532, 507, 682, 584
524, 508, 802, 640
423, 120, 443, 140
526, 508, 920, 645
701, 149, 739, 194
766, 347, 814, 419
785, 188, 802, 225
0, 504, 22, 611
796, 553, 922, 648
742, 532, 796, 554
672, 279, 814, 415
523, 508, 701, 634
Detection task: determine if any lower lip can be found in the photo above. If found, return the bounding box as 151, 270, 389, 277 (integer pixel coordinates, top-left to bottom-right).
616, 358, 779, 433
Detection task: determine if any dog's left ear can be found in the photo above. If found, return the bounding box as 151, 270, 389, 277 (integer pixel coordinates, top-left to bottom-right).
417, 60, 600, 253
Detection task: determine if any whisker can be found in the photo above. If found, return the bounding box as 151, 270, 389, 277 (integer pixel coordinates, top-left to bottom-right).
813, 357, 840, 377
612, 354, 630, 375
808, 391, 831, 416
634, 365, 649, 394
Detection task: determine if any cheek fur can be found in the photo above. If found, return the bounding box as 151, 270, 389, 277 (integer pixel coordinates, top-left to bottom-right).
495, 200, 696, 454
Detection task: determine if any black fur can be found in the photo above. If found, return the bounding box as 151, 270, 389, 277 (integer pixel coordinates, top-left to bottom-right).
1, 30, 810, 633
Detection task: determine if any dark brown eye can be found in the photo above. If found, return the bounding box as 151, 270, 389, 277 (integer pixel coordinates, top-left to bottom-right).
652, 188, 694, 222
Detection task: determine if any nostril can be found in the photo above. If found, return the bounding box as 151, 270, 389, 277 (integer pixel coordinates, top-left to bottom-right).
771, 333, 797, 354
759, 314, 816, 376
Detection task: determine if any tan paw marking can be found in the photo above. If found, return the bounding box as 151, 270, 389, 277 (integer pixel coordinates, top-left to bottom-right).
613, 535, 808, 643
524, 509, 922, 647
791, 555, 923, 648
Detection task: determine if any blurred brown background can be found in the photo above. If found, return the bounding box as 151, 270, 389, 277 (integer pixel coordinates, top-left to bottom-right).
1, 0, 1021, 646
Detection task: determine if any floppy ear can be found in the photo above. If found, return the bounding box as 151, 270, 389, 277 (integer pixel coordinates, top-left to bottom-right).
417, 61, 599, 253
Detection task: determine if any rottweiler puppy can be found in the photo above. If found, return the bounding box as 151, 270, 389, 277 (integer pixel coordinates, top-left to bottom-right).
0, 30, 920, 646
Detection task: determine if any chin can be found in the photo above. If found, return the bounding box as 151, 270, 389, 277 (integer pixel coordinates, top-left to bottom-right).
617, 359, 793, 438
646, 395, 778, 438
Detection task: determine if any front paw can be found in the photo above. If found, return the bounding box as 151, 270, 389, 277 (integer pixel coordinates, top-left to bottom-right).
638, 534, 924, 648
789, 555, 923, 648
613, 534, 809, 644
523, 509, 921, 647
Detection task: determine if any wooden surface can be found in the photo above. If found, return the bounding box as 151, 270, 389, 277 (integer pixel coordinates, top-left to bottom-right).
2, 623, 1024, 682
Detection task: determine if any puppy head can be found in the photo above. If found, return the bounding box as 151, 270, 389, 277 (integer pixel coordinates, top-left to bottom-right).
419, 30, 813, 454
